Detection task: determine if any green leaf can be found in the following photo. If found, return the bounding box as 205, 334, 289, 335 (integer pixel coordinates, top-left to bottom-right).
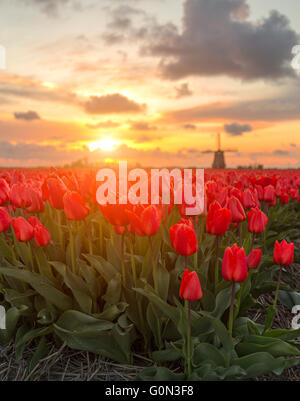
236, 335, 300, 357
15, 326, 53, 361
193, 343, 226, 367
0, 268, 73, 310
278, 291, 300, 311
53, 310, 132, 364
136, 367, 185, 381
152, 343, 182, 362
0, 305, 28, 345
83, 254, 119, 283
28, 336, 49, 373
211, 284, 240, 319
233, 352, 300, 379
50, 262, 93, 314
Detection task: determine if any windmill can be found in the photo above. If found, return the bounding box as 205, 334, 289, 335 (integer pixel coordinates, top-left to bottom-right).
212, 133, 237, 169
212, 133, 225, 169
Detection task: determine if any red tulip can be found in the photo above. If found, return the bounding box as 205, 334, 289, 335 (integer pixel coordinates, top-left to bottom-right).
279, 192, 289, 204
0, 179, 10, 206
25, 187, 45, 213
28, 216, 42, 227
206, 201, 231, 236
179, 269, 203, 302
222, 244, 248, 283
99, 204, 130, 227
46, 177, 66, 210
170, 218, 198, 256
247, 248, 262, 269
242, 189, 256, 210
247, 208, 268, 234
126, 205, 161, 237
12, 217, 34, 242
34, 224, 51, 247
290, 188, 299, 200
264, 185, 276, 203
273, 240, 294, 266
10, 184, 24, 208
114, 225, 126, 235
63, 191, 90, 220
228, 196, 246, 223
0, 207, 12, 232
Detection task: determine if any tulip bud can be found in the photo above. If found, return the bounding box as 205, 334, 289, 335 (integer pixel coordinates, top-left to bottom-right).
222, 244, 248, 283
273, 240, 294, 266
179, 269, 203, 302
206, 201, 231, 236
247, 208, 268, 234
12, 217, 34, 242
279, 192, 289, 204
0, 206, 12, 232
99, 204, 130, 227
126, 205, 161, 237
46, 177, 66, 210
0, 179, 10, 206
228, 196, 246, 223
28, 216, 42, 227
34, 224, 51, 247
170, 219, 198, 256
63, 191, 90, 220
242, 189, 256, 210
264, 185, 276, 204
247, 248, 262, 269
114, 225, 126, 235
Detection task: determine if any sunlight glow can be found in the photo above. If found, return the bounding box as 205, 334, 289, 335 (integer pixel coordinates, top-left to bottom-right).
88, 137, 118, 152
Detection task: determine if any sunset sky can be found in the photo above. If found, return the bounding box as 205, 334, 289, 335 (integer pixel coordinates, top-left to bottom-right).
0, 0, 300, 168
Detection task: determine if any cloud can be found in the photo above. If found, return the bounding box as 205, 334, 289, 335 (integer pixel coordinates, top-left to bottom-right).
175, 83, 193, 98
0, 76, 77, 105
183, 124, 197, 130
86, 120, 120, 129
102, 33, 125, 45
19, 0, 80, 16
83, 93, 146, 115
0, 141, 88, 162
162, 87, 300, 123
224, 122, 252, 136
130, 121, 157, 131
14, 110, 41, 121
144, 0, 299, 81
273, 149, 290, 156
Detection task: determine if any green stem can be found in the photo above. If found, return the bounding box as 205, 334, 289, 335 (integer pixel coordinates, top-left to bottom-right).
149, 236, 158, 294
68, 221, 76, 274
99, 220, 103, 256
57, 209, 64, 249
228, 282, 236, 337
251, 233, 256, 252
238, 223, 243, 247
129, 236, 137, 287
273, 267, 282, 309
84, 220, 93, 255
214, 236, 220, 292
28, 241, 35, 272
193, 216, 198, 271
121, 234, 126, 287
187, 301, 192, 377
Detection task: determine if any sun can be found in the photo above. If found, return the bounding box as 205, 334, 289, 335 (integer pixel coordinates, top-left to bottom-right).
88, 137, 118, 152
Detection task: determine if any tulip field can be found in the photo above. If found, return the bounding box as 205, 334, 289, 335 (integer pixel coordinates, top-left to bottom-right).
1, 167, 300, 381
